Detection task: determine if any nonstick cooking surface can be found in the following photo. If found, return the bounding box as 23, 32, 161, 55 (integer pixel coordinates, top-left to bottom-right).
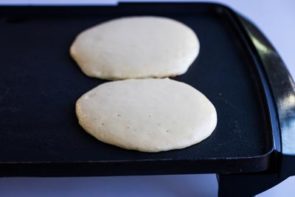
0, 3, 277, 175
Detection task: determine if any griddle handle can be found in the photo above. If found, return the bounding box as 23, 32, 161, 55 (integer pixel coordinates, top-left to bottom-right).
237, 15, 295, 171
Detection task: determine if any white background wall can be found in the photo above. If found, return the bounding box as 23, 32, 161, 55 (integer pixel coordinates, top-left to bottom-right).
0, 0, 294, 196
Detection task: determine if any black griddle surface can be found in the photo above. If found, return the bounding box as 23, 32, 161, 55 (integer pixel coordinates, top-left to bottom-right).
0, 3, 277, 176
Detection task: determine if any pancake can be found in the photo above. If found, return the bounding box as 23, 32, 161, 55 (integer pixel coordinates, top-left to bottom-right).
76, 78, 217, 152
70, 16, 199, 80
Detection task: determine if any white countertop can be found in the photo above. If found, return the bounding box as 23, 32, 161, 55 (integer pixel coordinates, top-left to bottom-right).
0, 0, 294, 196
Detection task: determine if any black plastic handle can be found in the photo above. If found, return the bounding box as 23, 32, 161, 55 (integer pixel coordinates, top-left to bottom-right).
237, 15, 295, 176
